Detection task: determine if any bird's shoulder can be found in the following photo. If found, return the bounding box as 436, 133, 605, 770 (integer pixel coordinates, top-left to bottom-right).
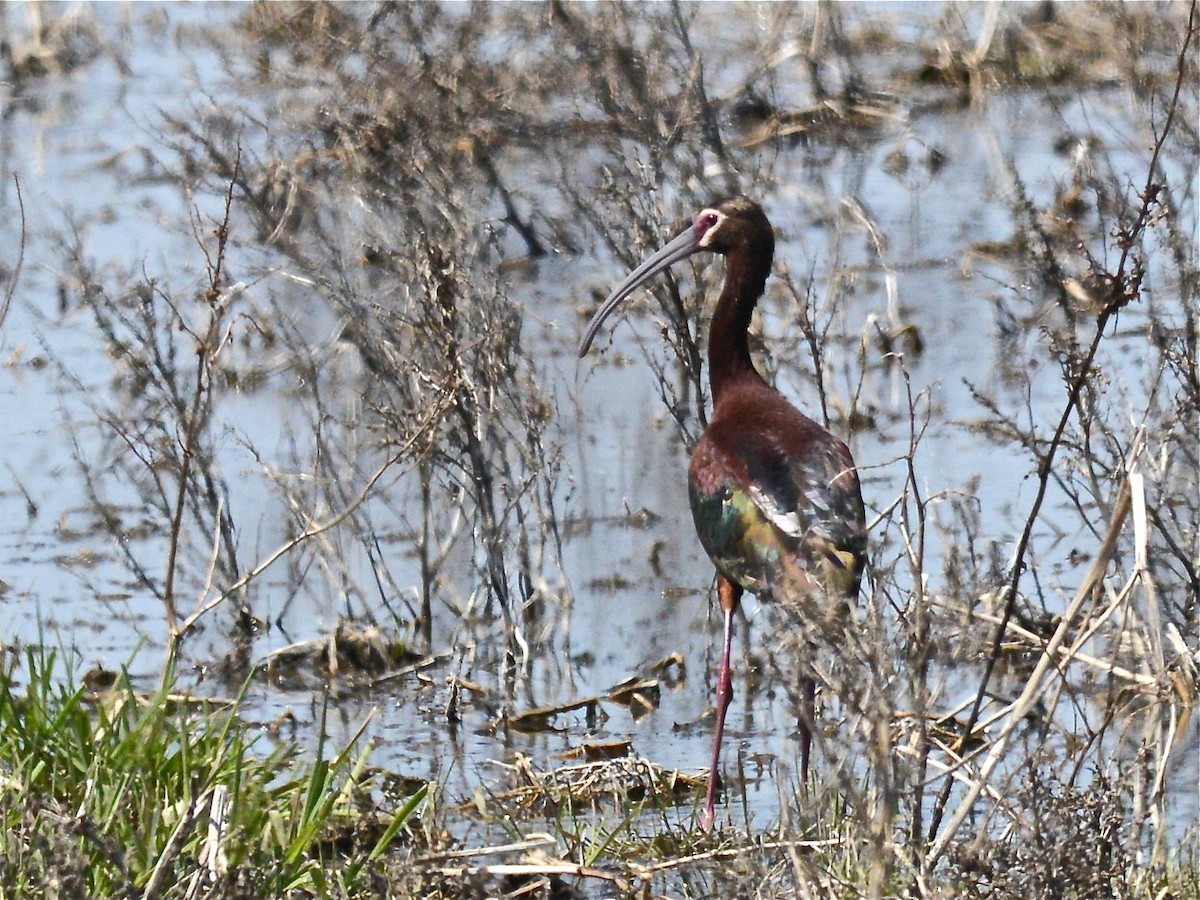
691, 391, 860, 515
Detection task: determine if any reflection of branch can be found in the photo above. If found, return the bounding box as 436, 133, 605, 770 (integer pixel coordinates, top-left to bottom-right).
0, 173, 26, 331
179, 393, 451, 638
1112, 0, 1197, 291
473, 146, 545, 259
926, 2, 1197, 854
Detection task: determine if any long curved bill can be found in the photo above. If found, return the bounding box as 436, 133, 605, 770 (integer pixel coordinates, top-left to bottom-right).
578, 225, 701, 357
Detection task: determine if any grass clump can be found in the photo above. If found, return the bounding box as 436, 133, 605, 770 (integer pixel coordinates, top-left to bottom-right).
0, 649, 426, 899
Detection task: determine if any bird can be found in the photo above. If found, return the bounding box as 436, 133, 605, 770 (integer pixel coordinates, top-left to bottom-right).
578, 197, 867, 829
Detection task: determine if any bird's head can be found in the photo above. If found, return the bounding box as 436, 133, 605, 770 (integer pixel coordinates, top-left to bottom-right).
578, 197, 773, 357
693, 197, 772, 255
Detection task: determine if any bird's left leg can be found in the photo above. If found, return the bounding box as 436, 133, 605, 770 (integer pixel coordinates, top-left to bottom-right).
701, 574, 743, 830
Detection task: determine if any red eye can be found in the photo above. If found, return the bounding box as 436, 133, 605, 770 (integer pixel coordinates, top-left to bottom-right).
696, 212, 720, 236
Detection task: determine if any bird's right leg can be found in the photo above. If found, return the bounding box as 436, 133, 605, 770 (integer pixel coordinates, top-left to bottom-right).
798, 672, 815, 787
701, 574, 743, 830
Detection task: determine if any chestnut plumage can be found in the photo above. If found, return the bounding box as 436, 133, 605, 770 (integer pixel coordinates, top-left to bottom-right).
580, 197, 866, 829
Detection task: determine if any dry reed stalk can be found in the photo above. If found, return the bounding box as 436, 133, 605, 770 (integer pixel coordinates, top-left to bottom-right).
933, 600, 1160, 690
1147, 700, 1191, 866
432, 858, 628, 892
895, 741, 1011, 813
928, 437, 1143, 863
1130, 470, 1168, 672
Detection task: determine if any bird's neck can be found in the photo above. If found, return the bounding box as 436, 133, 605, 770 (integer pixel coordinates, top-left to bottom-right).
708, 245, 771, 407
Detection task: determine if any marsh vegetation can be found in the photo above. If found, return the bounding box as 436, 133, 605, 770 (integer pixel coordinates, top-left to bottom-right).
0, 2, 1196, 897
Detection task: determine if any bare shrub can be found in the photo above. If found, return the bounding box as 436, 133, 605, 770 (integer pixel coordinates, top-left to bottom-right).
29, 1, 1197, 895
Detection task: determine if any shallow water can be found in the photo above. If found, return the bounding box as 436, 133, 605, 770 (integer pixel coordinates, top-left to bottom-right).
0, 2, 1194, 847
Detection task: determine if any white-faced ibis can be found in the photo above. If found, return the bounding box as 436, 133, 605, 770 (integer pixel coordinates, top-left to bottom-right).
579, 197, 866, 828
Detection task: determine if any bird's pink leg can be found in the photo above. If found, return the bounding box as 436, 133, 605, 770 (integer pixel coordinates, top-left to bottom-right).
701, 575, 742, 830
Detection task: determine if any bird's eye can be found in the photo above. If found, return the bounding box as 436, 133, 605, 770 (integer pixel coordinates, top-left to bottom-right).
695, 212, 721, 242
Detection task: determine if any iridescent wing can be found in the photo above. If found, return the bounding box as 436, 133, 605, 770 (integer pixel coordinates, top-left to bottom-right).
688, 409, 865, 604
